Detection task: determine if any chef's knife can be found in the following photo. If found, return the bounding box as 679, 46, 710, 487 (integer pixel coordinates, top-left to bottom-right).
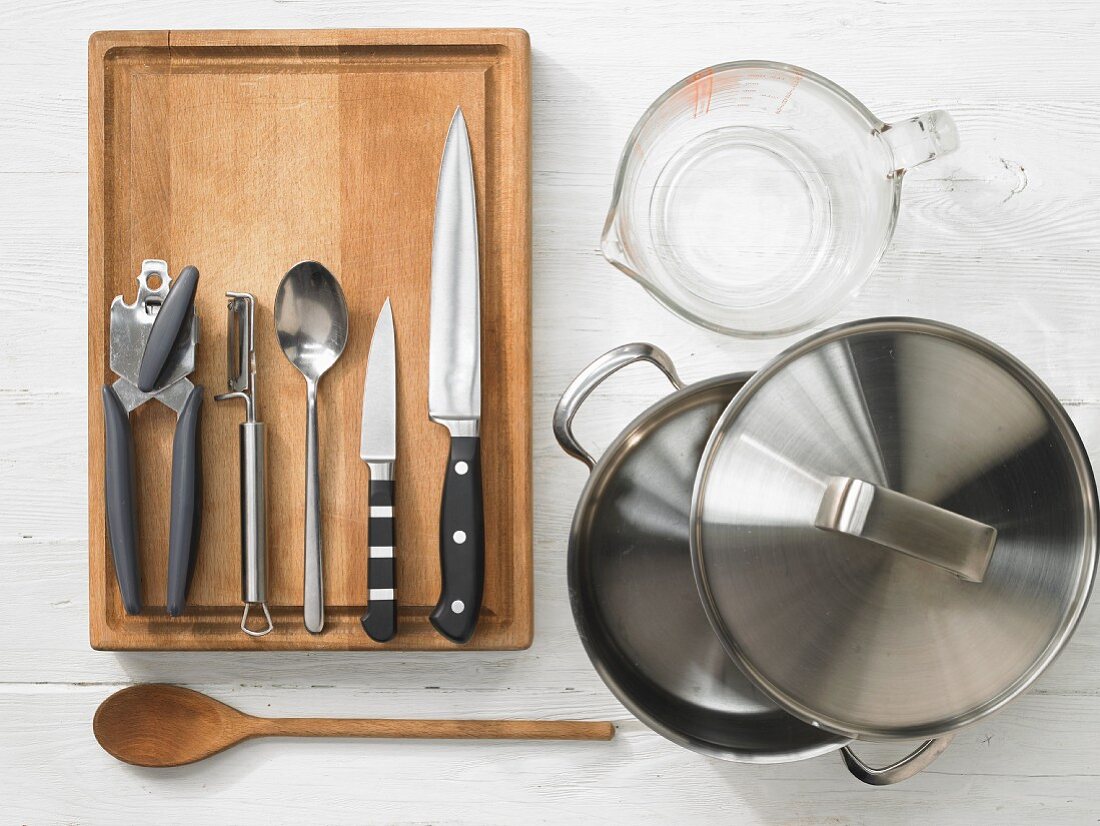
360, 298, 398, 642
428, 107, 484, 644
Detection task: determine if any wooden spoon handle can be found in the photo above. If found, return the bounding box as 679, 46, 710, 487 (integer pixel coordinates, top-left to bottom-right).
255, 717, 615, 741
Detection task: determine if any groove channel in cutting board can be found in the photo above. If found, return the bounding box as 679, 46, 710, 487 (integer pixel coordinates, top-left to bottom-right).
88, 29, 532, 650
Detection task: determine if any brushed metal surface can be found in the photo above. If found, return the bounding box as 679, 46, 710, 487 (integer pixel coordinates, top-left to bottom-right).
428, 107, 481, 430
564, 370, 847, 762
238, 422, 267, 605
692, 318, 1098, 740
360, 298, 396, 464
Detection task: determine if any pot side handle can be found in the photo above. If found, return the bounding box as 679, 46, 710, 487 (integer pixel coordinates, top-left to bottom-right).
841, 734, 955, 786
553, 343, 684, 469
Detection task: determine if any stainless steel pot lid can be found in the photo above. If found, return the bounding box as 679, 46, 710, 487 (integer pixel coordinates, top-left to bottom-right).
691, 318, 1098, 740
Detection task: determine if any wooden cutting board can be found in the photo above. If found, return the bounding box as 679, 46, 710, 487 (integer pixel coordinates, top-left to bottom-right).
87, 29, 531, 650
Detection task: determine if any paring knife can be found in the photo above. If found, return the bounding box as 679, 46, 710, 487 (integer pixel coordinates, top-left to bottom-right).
428, 107, 485, 643
360, 298, 398, 642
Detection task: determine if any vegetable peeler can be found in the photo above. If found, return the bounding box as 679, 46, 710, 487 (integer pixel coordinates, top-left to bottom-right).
215, 293, 272, 636
102, 259, 203, 616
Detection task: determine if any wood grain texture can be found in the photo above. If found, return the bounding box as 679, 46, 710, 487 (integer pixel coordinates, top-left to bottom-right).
86, 28, 532, 650
4, 0, 1100, 822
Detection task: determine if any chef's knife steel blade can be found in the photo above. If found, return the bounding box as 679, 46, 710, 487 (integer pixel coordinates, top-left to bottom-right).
427, 108, 485, 644
429, 107, 481, 430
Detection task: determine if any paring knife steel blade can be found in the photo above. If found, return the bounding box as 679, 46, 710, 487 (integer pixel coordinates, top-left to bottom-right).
360, 298, 398, 642
427, 107, 485, 644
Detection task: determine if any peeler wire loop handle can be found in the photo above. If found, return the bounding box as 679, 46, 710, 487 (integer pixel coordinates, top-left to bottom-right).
242, 600, 274, 637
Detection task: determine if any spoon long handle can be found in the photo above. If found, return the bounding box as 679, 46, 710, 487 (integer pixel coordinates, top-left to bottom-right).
254, 717, 615, 742
303, 379, 324, 633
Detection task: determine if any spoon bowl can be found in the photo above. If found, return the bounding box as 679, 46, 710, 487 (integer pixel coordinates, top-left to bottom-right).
274, 260, 349, 382
94, 683, 248, 767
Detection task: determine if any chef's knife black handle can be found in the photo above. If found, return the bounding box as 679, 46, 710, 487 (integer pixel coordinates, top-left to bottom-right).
430, 435, 484, 643
361, 478, 397, 642
167, 384, 203, 616
102, 384, 142, 615
137, 265, 199, 393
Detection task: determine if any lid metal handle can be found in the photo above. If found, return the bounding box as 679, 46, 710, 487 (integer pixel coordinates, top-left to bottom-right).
815, 476, 997, 583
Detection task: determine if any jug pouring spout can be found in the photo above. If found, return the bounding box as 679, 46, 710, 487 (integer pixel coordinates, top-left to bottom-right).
600, 210, 639, 280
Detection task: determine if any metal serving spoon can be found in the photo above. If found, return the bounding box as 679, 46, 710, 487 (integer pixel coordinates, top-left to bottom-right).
93, 685, 615, 767
274, 261, 349, 633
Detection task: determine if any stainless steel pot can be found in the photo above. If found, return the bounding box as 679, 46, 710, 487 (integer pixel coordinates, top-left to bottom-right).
554, 342, 953, 784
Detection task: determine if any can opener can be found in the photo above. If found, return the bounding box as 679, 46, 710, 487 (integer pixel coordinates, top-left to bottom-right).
101, 259, 203, 616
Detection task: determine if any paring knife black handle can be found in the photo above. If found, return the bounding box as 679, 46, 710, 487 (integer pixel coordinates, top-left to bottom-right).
138, 265, 199, 393
102, 384, 142, 615
429, 436, 484, 643
361, 478, 397, 642
167, 384, 203, 616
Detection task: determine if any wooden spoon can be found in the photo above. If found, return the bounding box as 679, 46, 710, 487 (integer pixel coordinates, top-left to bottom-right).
93, 684, 615, 767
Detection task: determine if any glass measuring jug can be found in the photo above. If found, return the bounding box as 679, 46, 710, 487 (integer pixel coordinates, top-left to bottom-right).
601, 61, 958, 336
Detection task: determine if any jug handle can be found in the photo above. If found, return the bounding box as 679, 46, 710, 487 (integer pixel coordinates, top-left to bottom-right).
878, 110, 959, 175
841, 734, 955, 786
553, 343, 684, 469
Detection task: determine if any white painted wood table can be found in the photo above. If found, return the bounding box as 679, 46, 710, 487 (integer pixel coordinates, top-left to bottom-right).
3, 1, 1100, 822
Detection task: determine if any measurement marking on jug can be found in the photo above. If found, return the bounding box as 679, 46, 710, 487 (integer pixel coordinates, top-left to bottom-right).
690, 68, 714, 118
775, 74, 802, 114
